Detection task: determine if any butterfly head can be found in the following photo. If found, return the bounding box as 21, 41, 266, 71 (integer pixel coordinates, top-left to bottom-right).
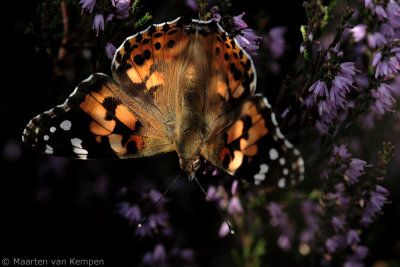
179, 156, 201, 181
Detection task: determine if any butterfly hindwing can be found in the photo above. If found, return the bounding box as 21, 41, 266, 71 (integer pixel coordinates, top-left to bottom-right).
201, 95, 304, 187
22, 73, 174, 159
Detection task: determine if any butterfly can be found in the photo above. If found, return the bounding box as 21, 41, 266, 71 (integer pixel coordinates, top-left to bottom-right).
22, 17, 304, 188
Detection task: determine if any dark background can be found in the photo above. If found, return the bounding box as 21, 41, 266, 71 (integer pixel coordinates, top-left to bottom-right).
2, 0, 400, 266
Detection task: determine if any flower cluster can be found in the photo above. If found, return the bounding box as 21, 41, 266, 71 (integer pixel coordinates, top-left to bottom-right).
116, 188, 169, 237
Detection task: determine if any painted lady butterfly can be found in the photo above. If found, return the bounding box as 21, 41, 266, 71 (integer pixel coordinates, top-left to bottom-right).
22, 17, 304, 187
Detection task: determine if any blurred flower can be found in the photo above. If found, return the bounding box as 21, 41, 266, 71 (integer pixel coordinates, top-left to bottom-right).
326, 235, 345, 253
263, 27, 287, 59
371, 83, 397, 115
210, 6, 221, 22
268, 202, 294, 250
300, 200, 321, 244
372, 50, 400, 79
375, 5, 387, 20
231, 180, 239, 195
142, 244, 167, 266
332, 215, 346, 233
186, 0, 198, 11
93, 13, 104, 36
105, 42, 116, 60
367, 32, 386, 49
309, 80, 328, 99
387, 1, 400, 28
350, 24, 367, 42
3, 139, 22, 162
218, 221, 230, 237
227, 196, 243, 215
116, 1, 131, 20
80, 0, 96, 13
117, 202, 142, 226
346, 229, 360, 245
360, 185, 389, 226
345, 158, 368, 184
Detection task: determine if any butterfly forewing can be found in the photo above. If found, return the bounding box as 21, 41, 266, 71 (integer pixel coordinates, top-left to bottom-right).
22, 74, 174, 159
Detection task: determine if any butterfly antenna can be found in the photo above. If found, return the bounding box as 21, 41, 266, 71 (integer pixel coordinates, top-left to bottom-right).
192, 175, 235, 235
138, 171, 183, 228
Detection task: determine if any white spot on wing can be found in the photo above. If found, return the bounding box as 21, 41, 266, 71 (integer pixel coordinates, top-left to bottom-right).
283, 168, 289, 175
279, 158, 286, 165
45, 145, 53, 154
269, 148, 279, 160
278, 178, 286, 188
271, 113, 278, 126
50, 127, 56, 133
254, 173, 265, 181
60, 120, 72, 131
43, 135, 49, 141
71, 138, 83, 148
284, 139, 294, 149
259, 163, 269, 174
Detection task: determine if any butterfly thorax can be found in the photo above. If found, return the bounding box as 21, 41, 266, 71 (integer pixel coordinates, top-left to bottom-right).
174, 62, 206, 179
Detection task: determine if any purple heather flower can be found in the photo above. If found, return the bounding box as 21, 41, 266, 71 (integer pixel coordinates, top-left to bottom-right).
387, 1, 400, 28
332, 144, 352, 162
326, 235, 346, 253
186, 0, 198, 11
309, 80, 328, 99
350, 24, 367, 42
380, 23, 395, 39
218, 221, 230, 237
231, 180, 239, 195
367, 32, 386, 49
93, 13, 105, 36
116, 1, 130, 20
205, 185, 228, 208
332, 215, 346, 233
142, 244, 167, 265
106, 13, 115, 23
233, 13, 248, 29
227, 196, 243, 215
375, 5, 387, 20
326, 183, 349, 207
300, 200, 321, 244
351, 245, 369, 261
263, 27, 287, 59
105, 42, 116, 60
344, 261, 364, 267
236, 29, 261, 56
117, 202, 141, 225
346, 229, 361, 245
80, 0, 96, 13
268, 202, 286, 227
153, 244, 167, 261
360, 186, 389, 226
373, 49, 400, 78
277, 235, 291, 251
231, 13, 262, 56
371, 83, 397, 114
365, 0, 374, 10
210, 6, 221, 22
315, 120, 329, 134
345, 158, 368, 184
